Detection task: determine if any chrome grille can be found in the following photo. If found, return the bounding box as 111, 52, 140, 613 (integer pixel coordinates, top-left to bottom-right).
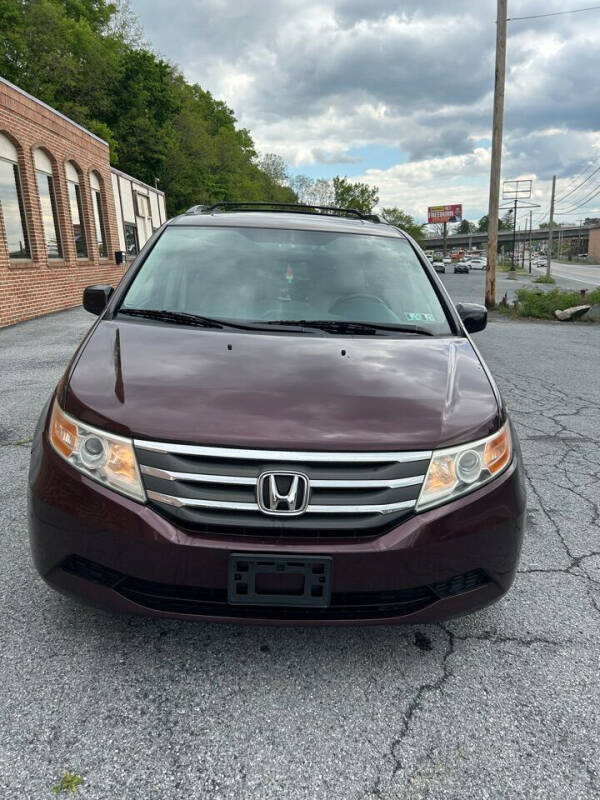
134, 440, 431, 538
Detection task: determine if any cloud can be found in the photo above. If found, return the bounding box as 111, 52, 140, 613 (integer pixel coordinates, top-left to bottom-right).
131, 0, 600, 220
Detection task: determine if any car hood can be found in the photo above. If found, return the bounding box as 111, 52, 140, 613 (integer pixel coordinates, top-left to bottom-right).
63, 320, 500, 450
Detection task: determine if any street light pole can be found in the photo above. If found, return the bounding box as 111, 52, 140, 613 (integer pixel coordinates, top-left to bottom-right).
486, 0, 508, 307
546, 175, 556, 278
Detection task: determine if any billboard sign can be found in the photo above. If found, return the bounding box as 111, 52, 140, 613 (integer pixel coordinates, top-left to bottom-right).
427, 204, 463, 224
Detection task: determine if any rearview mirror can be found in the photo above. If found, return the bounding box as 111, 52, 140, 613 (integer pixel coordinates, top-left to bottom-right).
83, 284, 114, 316
456, 302, 487, 333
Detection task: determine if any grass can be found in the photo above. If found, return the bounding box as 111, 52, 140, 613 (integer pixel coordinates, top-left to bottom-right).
533, 274, 556, 284
511, 287, 600, 319
554, 256, 598, 266
52, 772, 84, 795
498, 263, 526, 273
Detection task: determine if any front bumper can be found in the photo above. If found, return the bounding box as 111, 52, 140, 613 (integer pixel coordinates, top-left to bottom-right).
28, 421, 526, 625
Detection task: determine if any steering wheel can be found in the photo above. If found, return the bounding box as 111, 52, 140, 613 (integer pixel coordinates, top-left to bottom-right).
328, 293, 401, 322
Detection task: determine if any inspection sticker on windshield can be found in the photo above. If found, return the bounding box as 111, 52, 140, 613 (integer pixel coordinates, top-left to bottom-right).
404, 312, 435, 322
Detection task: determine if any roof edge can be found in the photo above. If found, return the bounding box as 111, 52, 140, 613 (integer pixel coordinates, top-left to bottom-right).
110, 165, 165, 197
0, 77, 108, 146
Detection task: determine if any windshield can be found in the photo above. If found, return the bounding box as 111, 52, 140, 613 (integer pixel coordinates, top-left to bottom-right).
120, 226, 453, 335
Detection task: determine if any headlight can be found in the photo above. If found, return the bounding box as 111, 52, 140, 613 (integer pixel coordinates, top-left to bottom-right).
49, 400, 146, 502
416, 423, 512, 511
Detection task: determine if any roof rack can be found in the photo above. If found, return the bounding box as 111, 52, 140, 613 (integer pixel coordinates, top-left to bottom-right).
197, 202, 383, 223
183, 204, 209, 215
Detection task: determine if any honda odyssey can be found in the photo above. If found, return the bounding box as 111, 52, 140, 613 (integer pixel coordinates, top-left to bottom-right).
29, 203, 526, 624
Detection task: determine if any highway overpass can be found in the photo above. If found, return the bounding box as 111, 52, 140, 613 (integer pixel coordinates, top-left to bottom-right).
424, 225, 591, 251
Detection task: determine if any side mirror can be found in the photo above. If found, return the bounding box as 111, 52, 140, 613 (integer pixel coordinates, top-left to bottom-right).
83, 284, 114, 316
457, 302, 487, 333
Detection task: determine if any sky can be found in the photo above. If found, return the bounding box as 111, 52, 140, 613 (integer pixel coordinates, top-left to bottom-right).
130, 0, 600, 225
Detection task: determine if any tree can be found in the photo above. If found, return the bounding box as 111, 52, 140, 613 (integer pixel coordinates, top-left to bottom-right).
258, 153, 289, 187
454, 219, 477, 234
290, 175, 334, 206
501, 210, 514, 230
477, 214, 513, 233
426, 223, 447, 238
332, 177, 379, 214
381, 208, 425, 243
0, 0, 296, 215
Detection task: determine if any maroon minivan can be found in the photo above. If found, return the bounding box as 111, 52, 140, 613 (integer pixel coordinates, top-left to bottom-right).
28, 204, 526, 624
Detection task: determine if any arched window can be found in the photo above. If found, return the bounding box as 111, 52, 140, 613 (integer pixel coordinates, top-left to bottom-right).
65, 161, 87, 258
34, 148, 62, 258
0, 133, 30, 259
90, 171, 108, 258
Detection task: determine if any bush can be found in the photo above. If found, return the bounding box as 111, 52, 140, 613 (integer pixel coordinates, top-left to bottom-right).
514, 287, 600, 319
533, 274, 556, 284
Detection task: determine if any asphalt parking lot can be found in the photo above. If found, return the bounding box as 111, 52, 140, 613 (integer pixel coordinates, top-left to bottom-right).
1, 278, 599, 799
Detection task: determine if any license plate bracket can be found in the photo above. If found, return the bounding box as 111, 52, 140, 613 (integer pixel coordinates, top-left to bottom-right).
228, 553, 332, 607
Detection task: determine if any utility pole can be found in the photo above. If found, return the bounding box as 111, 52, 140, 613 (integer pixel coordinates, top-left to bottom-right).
486, 0, 507, 307
443, 222, 448, 258
546, 175, 556, 278
528, 210, 532, 272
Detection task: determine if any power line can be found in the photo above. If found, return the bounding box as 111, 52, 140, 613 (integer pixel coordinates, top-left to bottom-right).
507, 5, 600, 22
531, 161, 600, 223
554, 162, 600, 204
555, 184, 600, 214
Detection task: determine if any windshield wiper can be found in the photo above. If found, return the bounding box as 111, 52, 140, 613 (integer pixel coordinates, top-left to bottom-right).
261, 319, 435, 336
119, 308, 225, 328
118, 308, 278, 332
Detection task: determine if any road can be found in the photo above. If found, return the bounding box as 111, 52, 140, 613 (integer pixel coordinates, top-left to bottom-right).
1, 298, 599, 799
439, 263, 599, 307
531, 260, 600, 290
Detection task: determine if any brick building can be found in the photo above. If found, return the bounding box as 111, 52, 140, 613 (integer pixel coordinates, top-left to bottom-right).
0, 77, 166, 328
588, 227, 600, 263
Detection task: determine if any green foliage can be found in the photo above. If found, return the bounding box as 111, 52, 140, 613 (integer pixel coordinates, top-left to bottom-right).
477, 214, 513, 233
533, 274, 556, 284
0, 0, 296, 215
381, 207, 425, 242
258, 153, 289, 186
52, 771, 84, 794
454, 219, 477, 234
332, 177, 379, 214
289, 175, 334, 206
514, 287, 600, 319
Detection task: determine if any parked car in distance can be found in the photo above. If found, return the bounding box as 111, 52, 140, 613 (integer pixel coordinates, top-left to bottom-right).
468, 258, 486, 270
432, 260, 446, 273
454, 261, 469, 274
443, 257, 452, 265
29, 203, 526, 625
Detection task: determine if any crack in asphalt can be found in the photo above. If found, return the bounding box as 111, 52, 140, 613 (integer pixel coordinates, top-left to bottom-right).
362, 360, 600, 798
361, 621, 568, 798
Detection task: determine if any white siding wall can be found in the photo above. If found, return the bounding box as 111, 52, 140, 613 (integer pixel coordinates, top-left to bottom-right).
111, 169, 167, 256
118, 175, 135, 223
111, 172, 125, 251
149, 191, 160, 228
